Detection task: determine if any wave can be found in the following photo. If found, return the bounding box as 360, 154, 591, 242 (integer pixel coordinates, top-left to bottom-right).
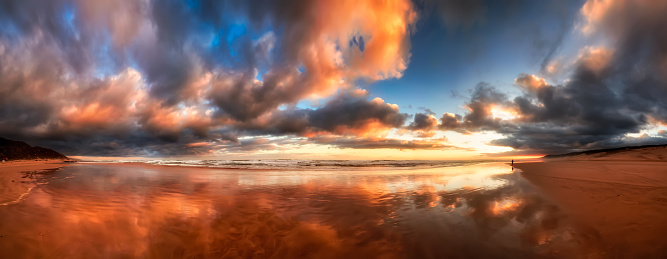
80, 159, 493, 170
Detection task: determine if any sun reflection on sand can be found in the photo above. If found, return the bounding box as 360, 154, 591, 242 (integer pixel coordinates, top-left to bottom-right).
0, 163, 607, 258
491, 199, 522, 216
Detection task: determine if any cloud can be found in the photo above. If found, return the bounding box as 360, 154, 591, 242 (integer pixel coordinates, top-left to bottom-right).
439, 113, 463, 130
504, 0, 667, 152
405, 113, 439, 138
1, 0, 666, 157
407, 113, 439, 131
311, 136, 458, 150
203, 0, 418, 121
456, 67, 648, 152
238, 90, 409, 138
514, 74, 547, 90
0, 0, 419, 156
417, 107, 436, 115
446, 53, 658, 153
659, 130, 667, 138
434, 83, 511, 133
423, 0, 667, 154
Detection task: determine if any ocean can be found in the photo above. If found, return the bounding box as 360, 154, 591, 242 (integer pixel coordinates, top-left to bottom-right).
80, 159, 491, 170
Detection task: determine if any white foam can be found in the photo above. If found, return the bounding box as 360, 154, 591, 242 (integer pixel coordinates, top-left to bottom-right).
79, 159, 491, 170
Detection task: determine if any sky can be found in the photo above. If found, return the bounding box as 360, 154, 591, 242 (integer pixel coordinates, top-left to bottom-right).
1, 0, 666, 160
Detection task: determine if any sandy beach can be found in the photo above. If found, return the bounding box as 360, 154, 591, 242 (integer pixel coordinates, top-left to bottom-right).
2, 0, 667, 257
0, 159, 665, 258
0, 160, 73, 206
514, 160, 667, 257
1, 160, 73, 173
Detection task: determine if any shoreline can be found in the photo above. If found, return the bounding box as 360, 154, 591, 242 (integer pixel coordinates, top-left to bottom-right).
79, 160, 505, 172
83, 162, 279, 171
0, 159, 74, 206
0, 159, 74, 173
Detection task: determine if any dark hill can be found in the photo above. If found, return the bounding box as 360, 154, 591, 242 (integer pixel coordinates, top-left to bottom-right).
0, 137, 68, 161
543, 144, 667, 159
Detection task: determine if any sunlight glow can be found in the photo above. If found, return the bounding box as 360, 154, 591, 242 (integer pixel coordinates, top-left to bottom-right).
490, 106, 518, 120
491, 199, 521, 216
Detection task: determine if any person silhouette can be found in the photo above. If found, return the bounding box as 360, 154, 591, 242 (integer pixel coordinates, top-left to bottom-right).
511, 159, 514, 170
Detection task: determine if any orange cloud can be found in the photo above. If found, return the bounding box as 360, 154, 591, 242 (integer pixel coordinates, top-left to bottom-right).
341, 0, 418, 80
580, 0, 614, 34
278, 0, 418, 99
63, 103, 121, 127
58, 68, 144, 131
580, 0, 667, 35
577, 46, 613, 73
311, 135, 455, 150
186, 142, 211, 147
514, 74, 548, 89
330, 119, 393, 138
137, 101, 213, 138
489, 106, 519, 120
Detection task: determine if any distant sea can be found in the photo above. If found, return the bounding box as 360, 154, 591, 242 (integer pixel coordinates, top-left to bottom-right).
79, 159, 494, 170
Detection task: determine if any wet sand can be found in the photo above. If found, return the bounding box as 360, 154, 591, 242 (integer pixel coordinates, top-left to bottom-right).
0, 161, 665, 258
514, 161, 667, 258
0, 160, 73, 206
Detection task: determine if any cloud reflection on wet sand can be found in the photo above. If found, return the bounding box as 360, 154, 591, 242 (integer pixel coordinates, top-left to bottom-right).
0, 163, 605, 258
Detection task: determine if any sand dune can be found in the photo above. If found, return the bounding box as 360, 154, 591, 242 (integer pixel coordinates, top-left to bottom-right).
544, 145, 667, 161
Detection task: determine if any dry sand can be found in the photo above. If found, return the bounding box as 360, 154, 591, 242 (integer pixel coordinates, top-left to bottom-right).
514, 160, 667, 257
0, 160, 73, 205
0, 159, 72, 172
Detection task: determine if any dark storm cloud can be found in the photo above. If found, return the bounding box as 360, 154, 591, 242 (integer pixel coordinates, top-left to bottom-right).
0, 0, 95, 74
460, 83, 509, 130
174, 136, 304, 156
237, 91, 409, 136
15, 129, 244, 158
439, 113, 463, 130
494, 0, 667, 152
306, 94, 407, 134
435, 83, 510, 132
587, 0, 667, 122
498, 69, 648, 152
208, 68, 307, 122
138, 45, 195, 106
438, 65, 652, 153
406, 113, 438, 131
660, 130, 667, 138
